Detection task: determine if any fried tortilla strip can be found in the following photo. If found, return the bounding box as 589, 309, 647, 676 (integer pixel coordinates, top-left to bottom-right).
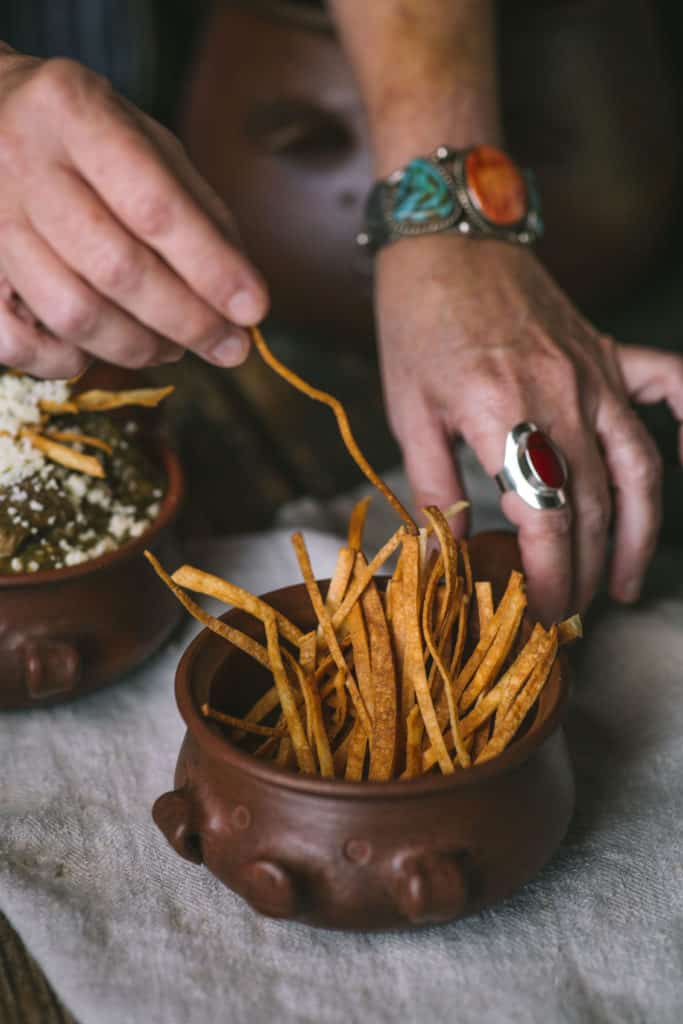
453, 570, 524, 705
291, 532, 371, 737
201, 703, 285, 738
171, 565, 304, 648
344, 595, 374, 781
420, 550, 470, 768
144, 552, 271, 669
250, 326, 417, 533
358, 555, 397, 781
276, 738, 296, 769
493, 623, 548, 723
319, 545, 355, 652
46, 430, 113, 455
254, 733, 281, 758
558, 614, 583, 646
403, 705, 425, 778
400, 532, 453, 775
41, 385, 175, 414
348, 495, 372, 551
331, 525, 405, 630
475, 581, 494, 634
264, 611, 316, 774
459, 587, 526, 713
461, 539, 473, 598
478, 626, 558, 763
284, 650, 334, 778
23, 430, 105, 478
471, 722, 491, 759
389, 545, 412, 722
298, 631, 317, 742
233, 686, 283, 743
333, 729, 353, 776
420, 625, 547, 772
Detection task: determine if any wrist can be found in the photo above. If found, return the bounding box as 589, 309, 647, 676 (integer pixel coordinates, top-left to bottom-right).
369, 86, 502, 177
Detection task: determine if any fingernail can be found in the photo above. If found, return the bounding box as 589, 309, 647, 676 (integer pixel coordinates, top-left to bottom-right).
210, 334, 249, 366
227, 289, 263, 324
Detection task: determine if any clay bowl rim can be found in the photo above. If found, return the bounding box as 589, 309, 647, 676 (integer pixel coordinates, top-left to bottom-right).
0, 438, 183, 588
176, 579, 571, 801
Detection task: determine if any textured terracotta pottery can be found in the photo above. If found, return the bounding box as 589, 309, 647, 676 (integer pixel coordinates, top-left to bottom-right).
154, 531, 574, 931
0, 440, 183, 710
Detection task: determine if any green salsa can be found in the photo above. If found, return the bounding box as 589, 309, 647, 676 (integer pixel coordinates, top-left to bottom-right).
0, 415, 165, 573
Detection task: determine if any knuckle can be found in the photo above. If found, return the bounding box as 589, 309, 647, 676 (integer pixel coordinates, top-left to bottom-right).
629, 446, 662, 492
52, 292, 100, 339
30, 59, 96, 113
92, 242, 143, 296
579, 495, 611, 537
128, 191, 174, 238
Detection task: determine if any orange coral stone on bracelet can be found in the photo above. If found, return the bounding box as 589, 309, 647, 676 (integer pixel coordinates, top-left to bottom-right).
465, 146, 527, 226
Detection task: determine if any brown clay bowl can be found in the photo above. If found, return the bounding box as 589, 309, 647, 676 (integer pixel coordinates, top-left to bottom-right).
154, 531, 574, 930
0, 439, 184, 710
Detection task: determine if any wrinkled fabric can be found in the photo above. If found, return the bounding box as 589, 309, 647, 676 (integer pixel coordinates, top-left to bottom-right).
1, 457, 682, 1024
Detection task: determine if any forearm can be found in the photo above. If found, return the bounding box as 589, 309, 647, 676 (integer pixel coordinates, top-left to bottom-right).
328, 0, 501, 173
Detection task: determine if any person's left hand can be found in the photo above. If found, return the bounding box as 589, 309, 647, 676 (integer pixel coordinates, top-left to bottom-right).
375, 232, 683, 622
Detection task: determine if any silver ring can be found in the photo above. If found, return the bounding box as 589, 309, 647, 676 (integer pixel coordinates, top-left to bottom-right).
495, 421, 568, 510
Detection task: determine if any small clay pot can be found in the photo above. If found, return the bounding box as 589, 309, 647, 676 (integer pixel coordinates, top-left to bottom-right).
154, 531, 574, 930
0, 440, 183, 710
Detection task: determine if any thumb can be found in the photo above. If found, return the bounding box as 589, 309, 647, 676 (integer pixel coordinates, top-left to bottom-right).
398, 405, 470, 536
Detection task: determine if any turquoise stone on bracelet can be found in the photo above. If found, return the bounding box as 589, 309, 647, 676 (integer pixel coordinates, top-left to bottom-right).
392, 158, 455, 224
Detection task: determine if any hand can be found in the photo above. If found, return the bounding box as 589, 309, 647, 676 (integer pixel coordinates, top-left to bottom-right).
375, 234, 683, 620
0, 52, 268, 378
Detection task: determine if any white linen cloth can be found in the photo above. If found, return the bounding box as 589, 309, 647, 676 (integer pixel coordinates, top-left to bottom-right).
1, 451, 682, 1024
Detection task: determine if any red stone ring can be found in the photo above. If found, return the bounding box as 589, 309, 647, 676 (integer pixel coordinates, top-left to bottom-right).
495, 422, 568, 510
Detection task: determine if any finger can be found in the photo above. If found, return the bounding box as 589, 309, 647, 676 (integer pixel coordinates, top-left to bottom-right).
500, 496, 573, 624
0, 220, 182, 368
398, 403, 470, 535
25, 166, 250, 366
464, 422, 573, 624
617, 344, 683, 462
598, 398, 663, 604
0, 296, 89, 378
560, 432, 611, 614
64, 93, 269, 326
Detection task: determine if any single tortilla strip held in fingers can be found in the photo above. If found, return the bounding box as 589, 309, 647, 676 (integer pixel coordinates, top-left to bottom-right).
250, 326, 417, 533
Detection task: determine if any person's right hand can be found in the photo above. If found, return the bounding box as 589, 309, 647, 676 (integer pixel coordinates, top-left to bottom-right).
0, 50, 269, 378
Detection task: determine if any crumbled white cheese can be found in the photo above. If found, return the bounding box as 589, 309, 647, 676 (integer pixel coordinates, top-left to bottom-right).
0, 376, 70, 436
65, 474, 88, 499
0, 435, 46, 488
